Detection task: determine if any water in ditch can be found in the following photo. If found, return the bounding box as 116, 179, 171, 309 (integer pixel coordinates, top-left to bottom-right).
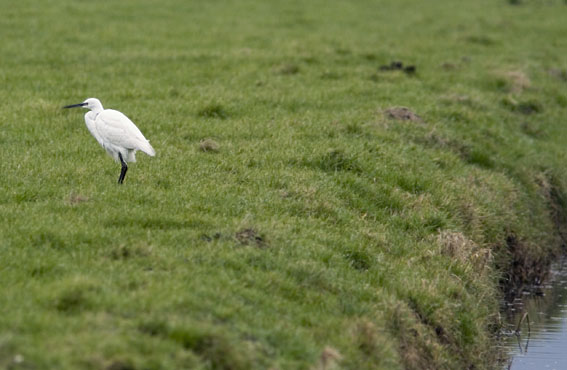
500, 257, 567, 370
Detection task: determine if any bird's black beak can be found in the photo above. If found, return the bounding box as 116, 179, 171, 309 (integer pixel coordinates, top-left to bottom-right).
63, 102, 87, 109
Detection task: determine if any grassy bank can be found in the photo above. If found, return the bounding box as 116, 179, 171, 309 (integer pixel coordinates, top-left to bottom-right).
1, 0, 566, 368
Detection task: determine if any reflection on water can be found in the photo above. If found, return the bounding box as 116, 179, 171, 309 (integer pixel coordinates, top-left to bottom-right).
501, 257, 567, 370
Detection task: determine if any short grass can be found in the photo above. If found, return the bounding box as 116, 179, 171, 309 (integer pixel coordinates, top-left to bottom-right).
1, 0, 567, 369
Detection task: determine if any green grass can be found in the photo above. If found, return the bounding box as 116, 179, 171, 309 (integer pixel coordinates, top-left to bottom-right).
1, 0, 567, 369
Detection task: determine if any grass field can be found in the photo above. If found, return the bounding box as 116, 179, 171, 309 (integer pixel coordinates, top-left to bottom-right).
1, 0, 567, 369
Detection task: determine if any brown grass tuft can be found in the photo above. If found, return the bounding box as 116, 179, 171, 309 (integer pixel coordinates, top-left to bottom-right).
497, 70, 531, 94
67, 192, 89, 205
354, 320, 379, 356
199, 138, 220, 152
313, 346, 342, 370
436, 231, 492, 273
506, 71, 531, 93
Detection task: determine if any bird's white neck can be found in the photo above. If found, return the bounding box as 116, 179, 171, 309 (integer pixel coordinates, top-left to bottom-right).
89, 102, 104, 114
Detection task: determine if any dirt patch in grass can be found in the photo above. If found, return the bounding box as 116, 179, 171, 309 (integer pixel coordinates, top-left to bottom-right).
235, 228, 267, 248
384, 107, 423, 123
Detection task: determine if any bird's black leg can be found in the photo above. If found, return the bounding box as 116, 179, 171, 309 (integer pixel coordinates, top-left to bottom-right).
118, 153, 128, 184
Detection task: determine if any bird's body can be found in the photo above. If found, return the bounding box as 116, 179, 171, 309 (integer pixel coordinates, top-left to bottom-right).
84, 108, 155, 163
64, 98, 155, 184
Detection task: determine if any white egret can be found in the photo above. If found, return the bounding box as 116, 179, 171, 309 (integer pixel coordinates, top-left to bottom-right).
63, 98, 155, 184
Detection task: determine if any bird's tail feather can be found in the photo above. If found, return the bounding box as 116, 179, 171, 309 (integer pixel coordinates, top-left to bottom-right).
139, 140, 156, 157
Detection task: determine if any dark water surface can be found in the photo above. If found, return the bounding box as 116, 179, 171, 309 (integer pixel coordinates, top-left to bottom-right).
501, 258, 567, 370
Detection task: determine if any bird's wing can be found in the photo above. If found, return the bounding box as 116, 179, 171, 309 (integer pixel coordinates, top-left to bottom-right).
96, 109, 152, 152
